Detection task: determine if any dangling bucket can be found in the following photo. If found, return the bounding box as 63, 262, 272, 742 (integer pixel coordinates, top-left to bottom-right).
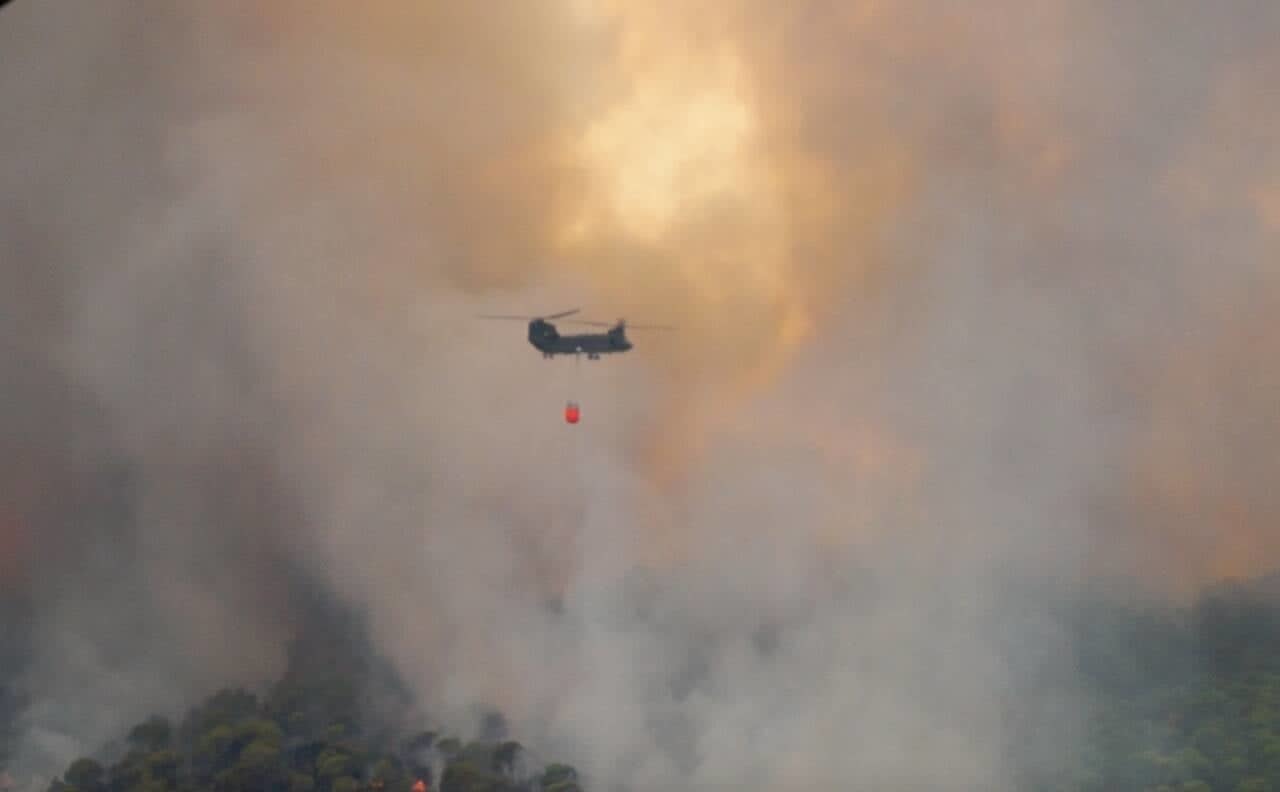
564, 401, 580, 424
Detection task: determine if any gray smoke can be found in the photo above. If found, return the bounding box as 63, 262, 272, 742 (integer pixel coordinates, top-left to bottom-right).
1, 2, 300, 780
3, 1, 1280, 790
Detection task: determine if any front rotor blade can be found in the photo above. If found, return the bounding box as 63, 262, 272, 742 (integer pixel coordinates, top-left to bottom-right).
477, 314, 537, 321
544, 308, 581, 319
559, 319, 615, 327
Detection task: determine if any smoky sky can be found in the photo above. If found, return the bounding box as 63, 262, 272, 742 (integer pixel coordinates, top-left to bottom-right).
4, 1, 1280, 789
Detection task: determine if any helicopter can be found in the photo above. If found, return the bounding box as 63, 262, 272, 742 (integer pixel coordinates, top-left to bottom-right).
477, 309, 672, 360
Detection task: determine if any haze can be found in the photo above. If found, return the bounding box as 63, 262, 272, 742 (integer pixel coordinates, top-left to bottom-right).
3, 1, 1279, 789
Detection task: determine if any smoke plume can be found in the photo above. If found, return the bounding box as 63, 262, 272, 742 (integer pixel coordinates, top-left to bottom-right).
3, 0, 1280, 788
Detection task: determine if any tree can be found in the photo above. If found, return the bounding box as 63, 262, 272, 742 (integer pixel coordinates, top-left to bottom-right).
63, 758, 105, 792
402, 731, 437, 781
493, 742, 522, 778
127, 717, 173, 753
439, 760, 509, 792
435, 738, 461, 759
539, 764, 581, 792
371, 756, 408, 789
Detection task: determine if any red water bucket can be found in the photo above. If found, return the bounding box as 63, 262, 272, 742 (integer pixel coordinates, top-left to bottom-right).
564, 401, 580, 424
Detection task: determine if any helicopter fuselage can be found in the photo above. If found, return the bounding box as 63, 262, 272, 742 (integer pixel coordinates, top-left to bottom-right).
528, 319, 632, 359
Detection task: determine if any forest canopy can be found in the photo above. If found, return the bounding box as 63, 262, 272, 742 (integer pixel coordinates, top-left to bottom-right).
6, 595, 581, 792
8, 575, 1280, 792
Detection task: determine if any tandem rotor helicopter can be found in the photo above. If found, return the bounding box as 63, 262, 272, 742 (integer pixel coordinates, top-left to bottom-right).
477, 308, 673, 360
477, 308, 673, 423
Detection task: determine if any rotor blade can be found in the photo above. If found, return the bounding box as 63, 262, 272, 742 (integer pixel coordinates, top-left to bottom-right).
476, 314, 537, 320
558, 318, 677, 329
543, 308, 581, 319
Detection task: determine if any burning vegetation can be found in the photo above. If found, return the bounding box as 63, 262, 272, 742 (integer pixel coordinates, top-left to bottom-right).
8, 576, 1280, 791
19, 599, 584, 792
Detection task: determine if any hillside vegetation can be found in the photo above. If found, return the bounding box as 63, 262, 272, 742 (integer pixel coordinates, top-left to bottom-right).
28, 599, 582, 792
20, 576, 1280, 792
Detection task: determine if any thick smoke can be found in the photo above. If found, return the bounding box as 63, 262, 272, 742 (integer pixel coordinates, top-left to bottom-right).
3, 0, 1280, 789
1, 1, 303, 779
